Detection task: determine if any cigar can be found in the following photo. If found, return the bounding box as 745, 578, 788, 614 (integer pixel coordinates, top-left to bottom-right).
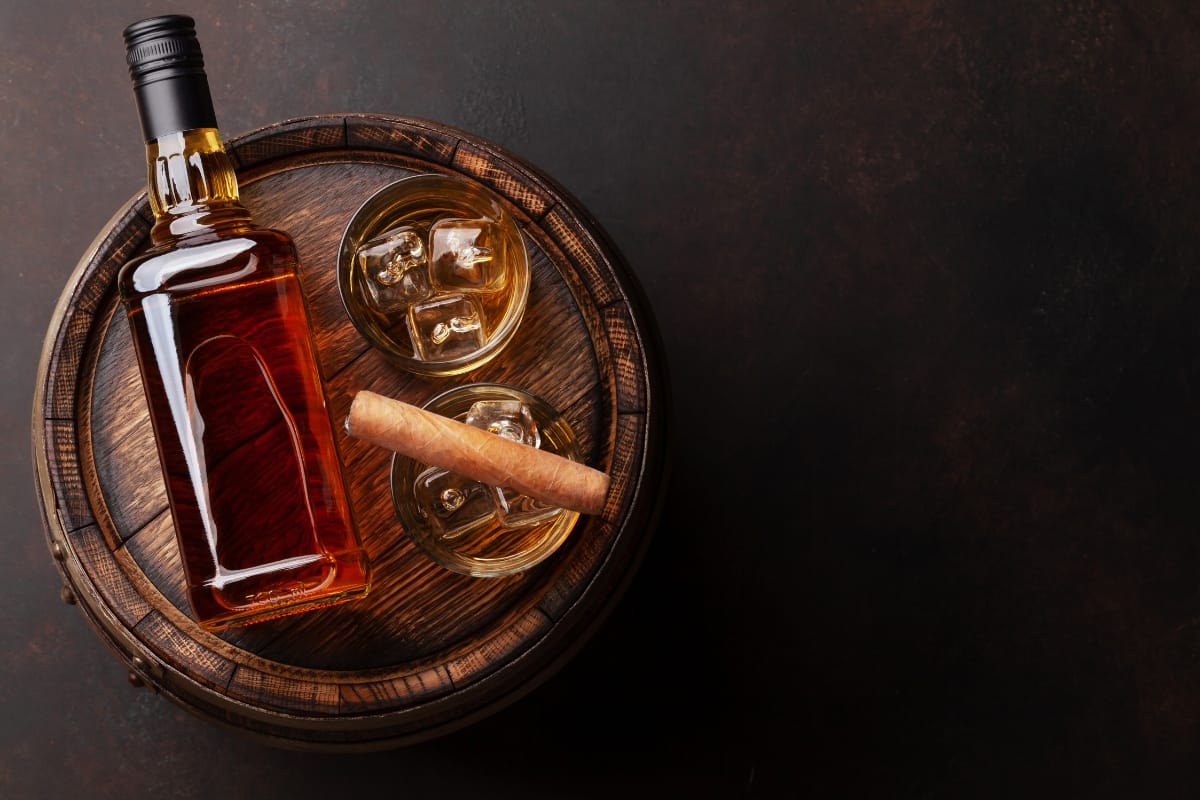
346, 390, 610, 515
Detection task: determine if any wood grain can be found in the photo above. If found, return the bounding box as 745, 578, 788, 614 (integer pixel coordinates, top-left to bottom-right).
346, 114, 457, 165
32, 114, 666, 749
228, 116, 348, 170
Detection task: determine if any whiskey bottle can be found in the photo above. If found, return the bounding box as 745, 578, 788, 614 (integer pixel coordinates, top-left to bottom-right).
119, 15, 369, 630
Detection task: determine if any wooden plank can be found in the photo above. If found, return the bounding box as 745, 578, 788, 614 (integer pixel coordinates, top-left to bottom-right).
43, 419, 94, 532
228, 116, 347, 169
453, 142, 554, 221
338, 664, 455, 713
226, 663, 342, 716
134, 609, 236, 694
444, 607, 553, 688
540, 207, 622, 308
537, 518, 614, 622
66, 524, 152, 629
122, 509, 188, 616
346, 115, 458, 164
602, 412, 648, 527
603, 302, 648, 414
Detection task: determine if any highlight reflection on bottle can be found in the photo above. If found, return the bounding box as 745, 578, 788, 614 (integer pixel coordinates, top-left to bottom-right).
119, 15, 369, 630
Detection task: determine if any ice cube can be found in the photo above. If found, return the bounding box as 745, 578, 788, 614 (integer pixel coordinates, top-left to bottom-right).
428, 218, 506, 292
492, 486, 562, 529
356, 226, 433, 314
407, 294, 487, 361
461, 399, 559, 528
413, 466, 496, 540
464, 400, 541, 448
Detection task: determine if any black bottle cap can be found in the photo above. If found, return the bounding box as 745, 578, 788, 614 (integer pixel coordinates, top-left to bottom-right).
123, 15, 218, 141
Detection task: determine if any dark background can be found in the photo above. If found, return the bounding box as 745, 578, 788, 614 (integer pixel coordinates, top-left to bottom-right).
5, 0, 1200, 796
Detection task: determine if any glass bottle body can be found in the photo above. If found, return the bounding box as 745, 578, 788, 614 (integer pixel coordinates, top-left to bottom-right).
119, 130, 369, 630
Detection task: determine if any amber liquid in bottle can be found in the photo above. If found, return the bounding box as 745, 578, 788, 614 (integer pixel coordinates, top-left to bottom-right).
119, 128, 370, 630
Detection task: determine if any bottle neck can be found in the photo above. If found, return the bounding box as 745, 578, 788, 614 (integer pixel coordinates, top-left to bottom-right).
146, 128, 252, 245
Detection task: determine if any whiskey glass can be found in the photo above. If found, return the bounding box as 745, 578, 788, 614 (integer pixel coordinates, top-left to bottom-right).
390, 383, 582, 577
337, 174, 530, 376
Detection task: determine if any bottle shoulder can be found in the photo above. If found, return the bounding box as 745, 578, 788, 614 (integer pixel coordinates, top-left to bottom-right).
119, 227, 298, 300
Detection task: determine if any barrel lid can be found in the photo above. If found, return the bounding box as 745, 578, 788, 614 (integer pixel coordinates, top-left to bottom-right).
32, 113, 668, 749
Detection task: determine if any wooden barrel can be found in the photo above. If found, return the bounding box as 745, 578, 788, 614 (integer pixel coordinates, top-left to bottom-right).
32, 114, 667, 750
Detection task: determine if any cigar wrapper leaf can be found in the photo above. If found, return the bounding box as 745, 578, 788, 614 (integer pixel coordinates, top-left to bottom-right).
345, 390, 610, 516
